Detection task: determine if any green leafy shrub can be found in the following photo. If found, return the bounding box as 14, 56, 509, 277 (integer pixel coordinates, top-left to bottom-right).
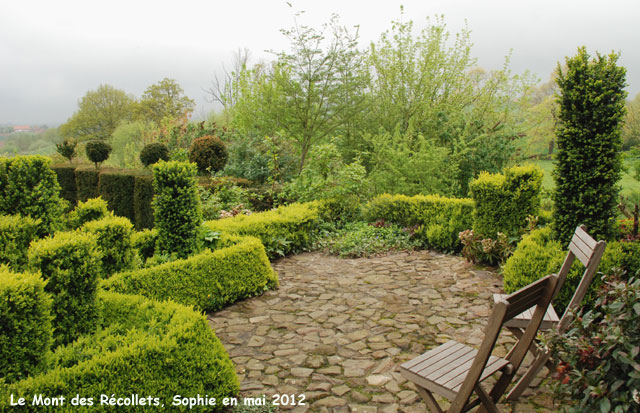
1, 291, 239, 412
204, 201, 322, 258
133, 174, 154, 230
549, 274, 640, 412
504, 228, 640, 314
0, 215, 40, 270
199, 178, 251, 220
67, 196, 110, 229
98, 170, 135, 222
85, 140, 112, 169
459, 229, 514, 266
0, 267, 53, 383
189, 135, 228, 175
28, 231, 102, 346
132, 228, 157, 260
323, 221, 418, 258
139, 142, 169, 167
0, 155, 65, 235
362, 193, 474, 251
74, 166, 100, 202
82, 216, 136, 277
50, 164, 77, 209
153, 161, 203, 258
552, 48, 627, 244
469, 164, 543, 238
102, 234, 277, 311
55, 138, 77, 163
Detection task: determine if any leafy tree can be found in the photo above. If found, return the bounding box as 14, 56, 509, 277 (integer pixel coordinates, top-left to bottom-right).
140, 143, 169, 167
552, 47, 627, 244
60, 85, 135, 141
228, 11, 368, 171
622, 92, 640, 150
137, 78, 195, 125
109, 120, 148, 168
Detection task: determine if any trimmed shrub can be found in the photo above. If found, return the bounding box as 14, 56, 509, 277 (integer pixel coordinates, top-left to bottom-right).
67, 196, 110, 229
362, 194, 475, 251
503, 228, 640, 313
153, 161, 202, 258
85, 140, 112, 169
98, 170, 135, 222
0, 155, 65, 235
28, 231, 102, 346
140, 142, 169, 167
50, 164, 77, 209
133, 174, 154, 229
0, 215, 40, 270
1, 291, 238, 412
82, 216, 136, 277
75, 166, 100, 202
102, 234, 277, 311
0, 268, 53, 383
552, 48, 627, 244
189, 135, 228, 174
204, 201, 322, 258
132, 228, 158, 260
55, 138, 77, 163
470, 164, 543, 238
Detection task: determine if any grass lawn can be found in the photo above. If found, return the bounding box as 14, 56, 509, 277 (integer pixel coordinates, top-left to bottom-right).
531, 158, 640, 200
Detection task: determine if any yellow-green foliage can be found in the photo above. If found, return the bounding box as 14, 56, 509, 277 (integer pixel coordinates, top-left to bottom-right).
0, 155, 65, 235
131, 228, 157, 259
28, 231, 102, 346
204, 201, 322, 258
82, 216, 136, 277
470, 164, 543, 238
362, 194, 474, 251
67, 196, 110, 229
0, 268, 53, 383
102, 234, 277, 311
1, 291, 238, 412
0, 215, 41, 270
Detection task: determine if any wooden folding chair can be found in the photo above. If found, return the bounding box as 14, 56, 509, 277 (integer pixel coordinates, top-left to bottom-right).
400, 273, 559, 413
493, 225, 606, 400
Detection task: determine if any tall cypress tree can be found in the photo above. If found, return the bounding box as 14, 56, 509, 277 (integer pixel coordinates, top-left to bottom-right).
552, 47, 627, 244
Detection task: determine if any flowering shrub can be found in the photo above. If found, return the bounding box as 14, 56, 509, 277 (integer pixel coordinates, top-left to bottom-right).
548, 272, 640, 412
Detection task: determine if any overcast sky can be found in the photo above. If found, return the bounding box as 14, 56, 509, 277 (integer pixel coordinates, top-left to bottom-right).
1, 0, 638, 125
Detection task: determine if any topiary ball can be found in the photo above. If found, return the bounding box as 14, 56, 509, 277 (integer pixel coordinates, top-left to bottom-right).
188, 135, 228, 175
139, 143, 170, 167
85, 140, 112, 169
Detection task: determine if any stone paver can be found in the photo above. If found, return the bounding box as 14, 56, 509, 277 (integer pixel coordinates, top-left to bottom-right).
208, 251, 558, 412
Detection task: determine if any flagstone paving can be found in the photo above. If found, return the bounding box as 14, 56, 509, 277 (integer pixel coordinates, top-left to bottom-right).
207, 250, 558, 412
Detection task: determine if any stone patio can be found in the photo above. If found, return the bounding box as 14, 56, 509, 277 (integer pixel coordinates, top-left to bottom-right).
207, 250, 559, 412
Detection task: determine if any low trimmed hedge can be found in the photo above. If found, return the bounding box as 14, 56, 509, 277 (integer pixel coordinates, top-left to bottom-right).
99, 170, 136, 223
1, 291, 238, 412
75, 167, 100, 202
102, 234, 277, 312
28, 231, 102, 346
503, 228, 640, 313
204, 201, 322, 258
51, 165, 77, 209
0, 215, 40, 270
362, 194, 474, 251
82, 216, 136, 277
0, 267, 53, 383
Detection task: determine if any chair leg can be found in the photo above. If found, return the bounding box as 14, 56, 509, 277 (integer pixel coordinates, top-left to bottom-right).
507, 351, 552, 401
415, 386, 444, 413
474, 384, 500, 413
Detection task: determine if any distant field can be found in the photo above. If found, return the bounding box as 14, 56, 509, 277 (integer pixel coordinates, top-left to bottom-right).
530, 159, 640, 199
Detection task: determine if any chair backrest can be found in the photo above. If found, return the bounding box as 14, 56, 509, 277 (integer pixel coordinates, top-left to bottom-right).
450, 273, 559, 411
555, 225, 606, 332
